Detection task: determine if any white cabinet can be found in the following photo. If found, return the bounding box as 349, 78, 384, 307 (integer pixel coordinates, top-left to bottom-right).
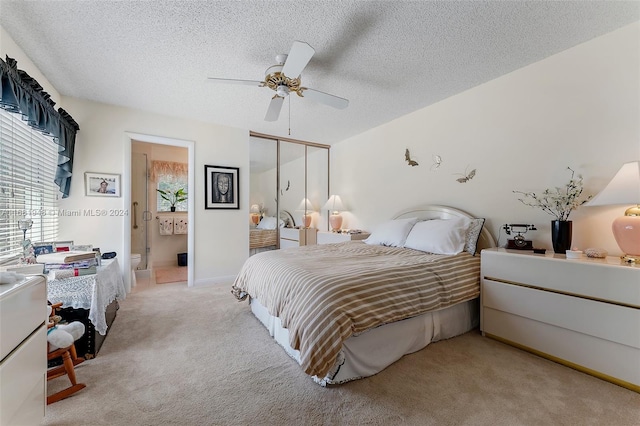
0, 275, 47, 426
317, 231, 370, 245
279, 228, 317, 248
481, 248, 640, 392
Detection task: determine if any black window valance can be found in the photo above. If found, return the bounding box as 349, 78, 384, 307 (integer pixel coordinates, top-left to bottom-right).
0, 56, 79, 198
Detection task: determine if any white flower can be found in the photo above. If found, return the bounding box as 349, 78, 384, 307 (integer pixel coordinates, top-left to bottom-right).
514, 167, 592, 221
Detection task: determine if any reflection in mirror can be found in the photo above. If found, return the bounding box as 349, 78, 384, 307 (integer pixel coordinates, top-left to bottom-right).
279, 141, 306, 227
249, 136, 279, 256
249, 133, 329, 255
249, 136, 277, 219
307, 145, 329, 231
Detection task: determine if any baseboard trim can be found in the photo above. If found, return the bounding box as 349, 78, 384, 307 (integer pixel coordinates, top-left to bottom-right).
193, 275, 236, 287
484, 333, 640, 393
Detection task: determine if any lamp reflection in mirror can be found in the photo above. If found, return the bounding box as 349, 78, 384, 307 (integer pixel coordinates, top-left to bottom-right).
585, 161, 640, 263
296, 198, 314, 228
322, 195, 346, 232
250, 204, 261, 225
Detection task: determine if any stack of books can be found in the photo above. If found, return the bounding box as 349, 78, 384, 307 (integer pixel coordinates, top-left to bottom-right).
36, 251, 98, 279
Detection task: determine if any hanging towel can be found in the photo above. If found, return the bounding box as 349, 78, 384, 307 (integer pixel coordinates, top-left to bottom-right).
159, 217, 174, 235
174, 217, 188, 235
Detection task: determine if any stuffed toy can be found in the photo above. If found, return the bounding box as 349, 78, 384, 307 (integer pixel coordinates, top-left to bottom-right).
47, 306, 85, 351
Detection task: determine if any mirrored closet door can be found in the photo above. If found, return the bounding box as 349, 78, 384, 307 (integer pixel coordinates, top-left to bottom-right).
249, 132, 329, 255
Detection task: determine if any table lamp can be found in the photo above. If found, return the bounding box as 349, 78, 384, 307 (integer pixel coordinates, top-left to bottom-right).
585, 161, 640, 263
250, 204, 261, 225
296, 198, 314, 228
322, 195, 346, 232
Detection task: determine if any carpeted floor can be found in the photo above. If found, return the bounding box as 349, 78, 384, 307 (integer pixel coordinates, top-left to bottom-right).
154, 266, 187, 284
44, 282, 640, 426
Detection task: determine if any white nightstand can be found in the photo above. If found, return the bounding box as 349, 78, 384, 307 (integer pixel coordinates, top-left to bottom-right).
317, 231, 370, 245
279, 228, 317, 248
480, 248, 640, 392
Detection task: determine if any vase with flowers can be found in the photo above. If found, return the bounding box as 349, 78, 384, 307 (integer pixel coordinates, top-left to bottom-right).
514, 167, 592, 254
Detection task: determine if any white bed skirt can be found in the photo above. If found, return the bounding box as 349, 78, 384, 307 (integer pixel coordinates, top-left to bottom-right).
250, 297, 479, 385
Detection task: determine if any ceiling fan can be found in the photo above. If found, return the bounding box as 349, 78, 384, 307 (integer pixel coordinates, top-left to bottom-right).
208, 41, 349, 122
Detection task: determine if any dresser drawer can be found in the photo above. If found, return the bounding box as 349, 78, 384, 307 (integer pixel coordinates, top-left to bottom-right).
0, 275, 47, 361
483, 279, 640, 349
0, 324, 46, 426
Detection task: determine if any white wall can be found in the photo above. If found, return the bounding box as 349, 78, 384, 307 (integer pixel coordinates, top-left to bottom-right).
56, 97, 248, 285
331, 22, 640, 256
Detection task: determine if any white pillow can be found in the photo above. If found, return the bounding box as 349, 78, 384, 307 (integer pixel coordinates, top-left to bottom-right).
404, 218, 471, 255
256, 216, 278, 230
364, 217, 418, 247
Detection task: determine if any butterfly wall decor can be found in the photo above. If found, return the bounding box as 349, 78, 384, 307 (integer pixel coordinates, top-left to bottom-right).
280, 180, 290, 195
431, 155, 442, 171
455, 167, 476, 183
405, 149, 419, 167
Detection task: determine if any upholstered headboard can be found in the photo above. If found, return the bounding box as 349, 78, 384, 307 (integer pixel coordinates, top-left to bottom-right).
392, 205, 496, 252
279, 210, 296, 228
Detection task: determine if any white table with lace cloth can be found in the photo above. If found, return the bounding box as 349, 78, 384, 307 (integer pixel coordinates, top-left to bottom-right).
47, 258, 126, 335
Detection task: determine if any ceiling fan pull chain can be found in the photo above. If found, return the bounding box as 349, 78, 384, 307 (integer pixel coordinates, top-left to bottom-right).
288, 95, 291, 136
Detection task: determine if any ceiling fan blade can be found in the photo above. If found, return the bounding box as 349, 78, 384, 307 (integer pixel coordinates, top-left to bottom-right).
207, 77, 264, 86
281, 41, 315, 78
300, 88, 349, 109
264, 96, 285, 122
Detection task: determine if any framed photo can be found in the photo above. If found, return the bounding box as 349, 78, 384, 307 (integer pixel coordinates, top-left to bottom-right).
85, 172, 121, 197
204, 165, 239, 209
33, 243, 55, 256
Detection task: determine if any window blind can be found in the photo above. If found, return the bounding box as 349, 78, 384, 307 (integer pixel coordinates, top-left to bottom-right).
0, 108, 59, 261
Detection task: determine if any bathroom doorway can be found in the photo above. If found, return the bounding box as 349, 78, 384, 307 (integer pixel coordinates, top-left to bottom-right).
131, 141, 188, 282
124, 132, 195, 289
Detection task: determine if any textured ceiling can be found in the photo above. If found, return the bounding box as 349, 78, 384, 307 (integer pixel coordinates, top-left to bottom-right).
1, 1, 638, 145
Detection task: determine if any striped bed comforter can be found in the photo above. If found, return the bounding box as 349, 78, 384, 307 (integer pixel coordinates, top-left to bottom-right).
232, 241, 481, 378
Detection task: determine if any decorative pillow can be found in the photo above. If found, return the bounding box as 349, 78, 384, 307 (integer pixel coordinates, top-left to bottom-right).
464, 218, 485, 256
256, 216, 278, 230
364, 217, 419, 247
404, 218, 471, 255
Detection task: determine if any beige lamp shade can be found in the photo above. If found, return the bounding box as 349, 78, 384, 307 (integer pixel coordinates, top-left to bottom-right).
296, 198, 314, 228
586, 161, 640, 263
322, 195, 347, 232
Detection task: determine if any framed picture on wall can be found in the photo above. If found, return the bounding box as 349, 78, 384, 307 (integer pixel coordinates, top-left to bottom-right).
85, 172, 121, 197
204, 165, 239, 209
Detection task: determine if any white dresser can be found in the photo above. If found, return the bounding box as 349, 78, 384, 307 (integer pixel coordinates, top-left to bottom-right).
317, 231, 370, 245
0, 274, 47, 425
279, 228, 317, 249
480, 248, 640, 392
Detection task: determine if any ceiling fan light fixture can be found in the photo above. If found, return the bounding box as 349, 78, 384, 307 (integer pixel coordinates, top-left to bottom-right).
276, 85, 290, 98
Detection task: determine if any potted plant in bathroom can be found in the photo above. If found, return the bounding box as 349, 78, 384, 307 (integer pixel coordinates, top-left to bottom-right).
157, 188, 187, 212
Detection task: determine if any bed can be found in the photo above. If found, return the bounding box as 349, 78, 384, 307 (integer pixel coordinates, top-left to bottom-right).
249, 210, 296, 256
232, 205, 495, 385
